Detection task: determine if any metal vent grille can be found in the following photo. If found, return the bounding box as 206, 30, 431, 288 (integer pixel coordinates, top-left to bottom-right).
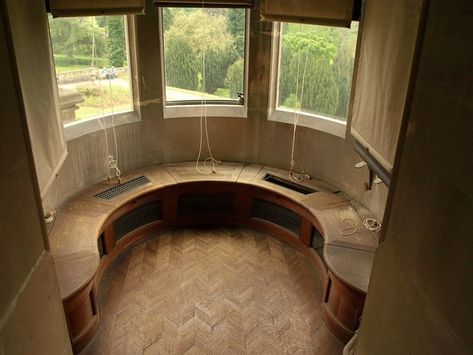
94, 176, 151, 200
178, 193, 235, 216
97, 233, 106, 257
113, 201, 162, 241
251, 198, 302, 235
263, 174, 317, 195
311, 227, 325, 263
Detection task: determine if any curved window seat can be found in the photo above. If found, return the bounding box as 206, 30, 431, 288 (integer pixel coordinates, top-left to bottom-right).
49, 162, 378, 352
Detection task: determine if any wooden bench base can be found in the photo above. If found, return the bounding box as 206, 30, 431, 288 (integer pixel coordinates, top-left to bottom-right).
49, 166, 375, 352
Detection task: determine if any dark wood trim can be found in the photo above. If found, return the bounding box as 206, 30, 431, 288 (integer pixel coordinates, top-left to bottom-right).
322, 303, 354, 344
322, 271, 365, 343
299, 218, 313, 247
103, 224, 115, 254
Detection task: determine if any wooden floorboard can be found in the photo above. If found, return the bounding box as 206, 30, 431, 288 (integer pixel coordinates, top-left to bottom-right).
80, 226, 343, 355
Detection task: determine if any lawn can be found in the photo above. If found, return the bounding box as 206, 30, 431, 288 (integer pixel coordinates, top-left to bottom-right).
55, 64, 92, 73
75, 104, 132, 120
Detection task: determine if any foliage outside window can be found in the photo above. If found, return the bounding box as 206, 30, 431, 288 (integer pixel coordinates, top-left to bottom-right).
277, 23, 358, 122
48, 16, 133, 125
162, 8, 246, 104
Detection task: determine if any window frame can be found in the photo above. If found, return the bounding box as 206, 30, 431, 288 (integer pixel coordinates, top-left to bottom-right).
49, 15, 141, 141
159, 7, 250, 119
268, 22, 351, 138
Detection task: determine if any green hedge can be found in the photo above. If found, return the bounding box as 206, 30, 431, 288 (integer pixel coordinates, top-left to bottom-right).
53, 54, 108, 68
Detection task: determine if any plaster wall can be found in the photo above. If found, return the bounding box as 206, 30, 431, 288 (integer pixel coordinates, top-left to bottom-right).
356, 0, 473, 353
0, 1, 72, 353
44, 1, 388, 220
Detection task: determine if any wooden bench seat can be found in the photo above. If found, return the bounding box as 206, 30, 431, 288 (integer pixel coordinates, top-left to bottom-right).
48, 162, 378, 352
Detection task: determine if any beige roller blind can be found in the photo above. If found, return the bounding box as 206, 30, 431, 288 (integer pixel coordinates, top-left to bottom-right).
153, 0, 253, 7
351, 0, 423, 172
48, 0, 145, 17
260, 0, 357, 27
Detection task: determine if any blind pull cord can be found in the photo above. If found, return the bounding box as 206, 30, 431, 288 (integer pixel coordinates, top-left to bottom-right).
288, 25, 311, 183
196, 2, 221, 175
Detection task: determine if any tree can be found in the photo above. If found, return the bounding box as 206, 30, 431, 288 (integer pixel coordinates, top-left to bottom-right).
204, 45, 238, 93
164, 8, 236, 93
303, 57, 339, 115
49, 16, 106, 66
165, 9, 232, 58
107, 17, 126, 67
163, 8, 174, 31
278, 24, 350, 117
165, 34, 199, 90
228, 9, 245, 55
333, 25, 358, 117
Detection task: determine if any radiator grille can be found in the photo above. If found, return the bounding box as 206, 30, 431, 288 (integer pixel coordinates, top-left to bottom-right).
251, 198, 302, 235
97, 232, 106, 257
113, 201, 162, 241
94, 176, 150, 200
178, 193, 235, 216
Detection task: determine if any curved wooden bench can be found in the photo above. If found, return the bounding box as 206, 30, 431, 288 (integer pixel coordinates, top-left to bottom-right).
49, 162, 378, 352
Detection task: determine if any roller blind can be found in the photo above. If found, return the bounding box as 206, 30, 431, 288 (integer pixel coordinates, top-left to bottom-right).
153, 0, 253, 7
47, 0, 145, 17
351, 0, 423, 172
260, 0, 359, 28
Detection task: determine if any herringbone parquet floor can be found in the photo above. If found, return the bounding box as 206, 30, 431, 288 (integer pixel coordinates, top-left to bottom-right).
81, 226, 343, 355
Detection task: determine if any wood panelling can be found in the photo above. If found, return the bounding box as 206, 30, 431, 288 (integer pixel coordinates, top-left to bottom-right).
49, 163, 377, 350
323, 272, 365, 343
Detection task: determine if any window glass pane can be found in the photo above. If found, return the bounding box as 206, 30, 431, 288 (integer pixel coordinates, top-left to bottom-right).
278, 23, 358, 121
48, 16, 133, 125
163, 8, 245, 103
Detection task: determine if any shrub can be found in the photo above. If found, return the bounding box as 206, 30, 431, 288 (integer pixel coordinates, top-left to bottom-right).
53, 54, 107, 68
282, 94, 300, 110
225, 58, 244, 99
204, 45, 238, 94
76, 84, 130, 108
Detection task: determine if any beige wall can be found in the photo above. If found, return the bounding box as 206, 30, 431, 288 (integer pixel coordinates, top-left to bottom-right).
356, 0, 473, 353
0, 1, 72, 354
44, 1, 388, 221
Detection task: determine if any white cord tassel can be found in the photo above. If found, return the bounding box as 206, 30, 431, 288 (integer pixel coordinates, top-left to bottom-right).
363, 218, 382, 233
339, 218, 358, 236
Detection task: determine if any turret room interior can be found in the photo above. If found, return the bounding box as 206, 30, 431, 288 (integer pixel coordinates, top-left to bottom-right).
0, 0, 472, 354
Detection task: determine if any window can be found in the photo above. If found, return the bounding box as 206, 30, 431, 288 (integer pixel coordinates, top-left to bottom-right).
270, 22, 359, 137
161, 8, 248, 118
48, 16, 134, 127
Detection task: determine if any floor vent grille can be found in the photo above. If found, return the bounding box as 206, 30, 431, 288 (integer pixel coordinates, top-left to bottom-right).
263, 174, 317, 195
178, 193, 235, 216
113, 201, 162, 241
94, 176, 151, 200
252, 198, 302, 235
